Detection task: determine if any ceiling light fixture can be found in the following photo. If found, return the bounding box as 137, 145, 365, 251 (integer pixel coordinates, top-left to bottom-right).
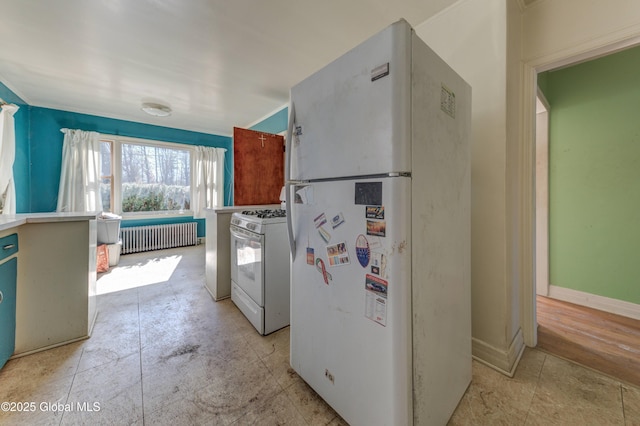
141, 102, 172, 117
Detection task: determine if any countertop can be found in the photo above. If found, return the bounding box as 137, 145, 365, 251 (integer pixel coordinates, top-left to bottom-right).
0, 212, 98, 232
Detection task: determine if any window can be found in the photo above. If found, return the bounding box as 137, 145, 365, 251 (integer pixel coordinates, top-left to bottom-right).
100, 140, 113, 211
101, 137, 192, 216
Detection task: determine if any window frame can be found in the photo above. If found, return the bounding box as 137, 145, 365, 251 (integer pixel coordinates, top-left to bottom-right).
100, 139, 114, 212
100, 135, 195, 219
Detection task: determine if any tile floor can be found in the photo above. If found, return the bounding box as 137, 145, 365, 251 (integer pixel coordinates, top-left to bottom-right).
0, 245, 637, 425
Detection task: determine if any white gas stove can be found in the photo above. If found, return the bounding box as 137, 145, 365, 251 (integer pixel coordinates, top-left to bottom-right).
229, 208, 290, 335
229, 209, 287, 233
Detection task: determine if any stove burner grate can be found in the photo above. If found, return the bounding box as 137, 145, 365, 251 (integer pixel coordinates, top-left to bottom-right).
241, 209, 286, 219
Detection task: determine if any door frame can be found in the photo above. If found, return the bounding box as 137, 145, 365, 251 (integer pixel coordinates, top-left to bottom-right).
520, 36, 640, 348
535, 90, 550, 298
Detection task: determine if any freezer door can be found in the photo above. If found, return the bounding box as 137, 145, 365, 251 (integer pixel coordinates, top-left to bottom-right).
289, 20, 412, 181
289, 176, 412, 426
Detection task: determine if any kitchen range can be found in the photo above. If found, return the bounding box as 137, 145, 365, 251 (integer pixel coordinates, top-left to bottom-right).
229, 209, 290, 335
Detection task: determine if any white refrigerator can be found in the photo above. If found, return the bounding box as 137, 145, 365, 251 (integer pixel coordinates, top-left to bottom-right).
285, 19, 471, 425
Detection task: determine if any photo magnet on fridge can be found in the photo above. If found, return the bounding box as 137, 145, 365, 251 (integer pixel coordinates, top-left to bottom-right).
371, 252, 386, 278
365, 274, 388, 327
314, 212, 332, 243
365, 290, 387, 327
317, 227, 331, 243
306, 247, 315, 265
365, 206, 384, 219
330, 212, 345, 229
313, 212, 327, 228
326, 241, 350, 266
365, 274, 388, 295
368, 237, 382, 250
355, 234, 370, 267
315, 258, 332, 285
366, 220, 386, 237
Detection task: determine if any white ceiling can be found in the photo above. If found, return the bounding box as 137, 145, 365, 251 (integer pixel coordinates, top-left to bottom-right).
0, 0, 458, 136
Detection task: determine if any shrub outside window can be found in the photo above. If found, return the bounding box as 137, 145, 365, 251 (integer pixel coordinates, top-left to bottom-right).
101, 137, 192, 216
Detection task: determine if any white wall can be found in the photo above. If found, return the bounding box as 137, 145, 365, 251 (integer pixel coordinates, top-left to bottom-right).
414, 0, 640, 375
522, 0, 640, 66
519, 0, 640, 345
416, 0, 640, 372
415, 0, 640, 372
416, 0, 524, 373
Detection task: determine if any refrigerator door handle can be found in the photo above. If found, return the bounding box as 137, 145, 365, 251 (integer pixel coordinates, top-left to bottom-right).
285, 182, 295, 260
285, 102, 297, 260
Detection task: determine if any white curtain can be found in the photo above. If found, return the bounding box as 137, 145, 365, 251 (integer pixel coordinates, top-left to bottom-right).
193, 146, 226, 218
56, 129, 103, 213
0, 104, 19, 215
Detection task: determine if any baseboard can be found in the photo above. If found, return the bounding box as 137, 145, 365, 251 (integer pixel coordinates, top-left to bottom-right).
11, 335, 90, 359
548, 285, 640, 320
471, 328, 525, 377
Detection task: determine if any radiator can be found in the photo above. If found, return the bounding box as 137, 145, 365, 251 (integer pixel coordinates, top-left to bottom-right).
120, 222, 197, 254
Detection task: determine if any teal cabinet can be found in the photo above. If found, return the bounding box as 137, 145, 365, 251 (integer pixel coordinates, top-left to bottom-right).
0, 233, 18, 369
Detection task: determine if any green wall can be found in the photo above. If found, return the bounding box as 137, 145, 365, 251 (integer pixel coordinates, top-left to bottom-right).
540, 46, 640, 304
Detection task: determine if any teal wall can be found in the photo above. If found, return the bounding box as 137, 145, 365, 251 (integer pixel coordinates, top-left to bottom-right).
249, 106, 288, 134
1, 80, 287, 239
0, 83, 30, 213
0, 82, 234, 238
539, 46, 640, 304
28, 108, 232, 212
29, 108, 233, 237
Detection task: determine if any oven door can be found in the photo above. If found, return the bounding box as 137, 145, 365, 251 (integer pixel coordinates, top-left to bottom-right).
230, 224, 264, 306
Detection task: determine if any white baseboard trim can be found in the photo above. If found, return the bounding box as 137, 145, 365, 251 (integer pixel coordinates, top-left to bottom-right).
471, 328, 525, 377
548, 285, 640, 320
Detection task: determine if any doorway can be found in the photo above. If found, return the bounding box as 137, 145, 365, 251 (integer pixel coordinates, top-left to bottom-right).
528, 45, 640, 385
533, 46, 640, 317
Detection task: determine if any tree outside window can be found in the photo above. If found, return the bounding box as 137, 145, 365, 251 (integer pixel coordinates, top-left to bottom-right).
100, 139, 192, 214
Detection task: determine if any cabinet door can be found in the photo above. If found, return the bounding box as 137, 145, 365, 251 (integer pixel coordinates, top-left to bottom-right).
233, 127, 284, 205
0, 257, 17, 369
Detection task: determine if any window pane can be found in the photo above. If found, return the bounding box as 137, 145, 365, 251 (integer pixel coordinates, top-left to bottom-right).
100, 141, 112, 176
101, 177, 112, 212
100, 141, 113, 212
120, 143, 191, 212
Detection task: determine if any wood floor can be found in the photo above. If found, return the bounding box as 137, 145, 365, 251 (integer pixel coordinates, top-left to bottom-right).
536, 295, 640, 388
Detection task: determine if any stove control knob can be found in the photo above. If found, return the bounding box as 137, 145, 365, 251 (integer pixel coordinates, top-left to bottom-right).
247, 223, 257, 231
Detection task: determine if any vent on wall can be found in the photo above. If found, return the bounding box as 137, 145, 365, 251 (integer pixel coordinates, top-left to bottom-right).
121, 222, 197, 254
